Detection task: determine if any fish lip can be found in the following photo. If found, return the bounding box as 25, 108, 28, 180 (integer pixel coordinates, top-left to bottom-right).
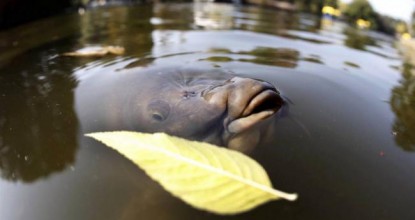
242, 88, 281, 116
227, 89, 283, 134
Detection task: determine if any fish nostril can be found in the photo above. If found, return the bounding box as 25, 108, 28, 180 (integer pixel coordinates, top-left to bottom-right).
182, 91, 197, 99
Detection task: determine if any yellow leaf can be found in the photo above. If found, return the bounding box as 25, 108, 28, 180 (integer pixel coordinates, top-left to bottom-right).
86, 131, 297, 215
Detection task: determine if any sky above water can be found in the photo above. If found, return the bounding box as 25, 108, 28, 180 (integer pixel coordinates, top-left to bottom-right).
342, 0, 414, 21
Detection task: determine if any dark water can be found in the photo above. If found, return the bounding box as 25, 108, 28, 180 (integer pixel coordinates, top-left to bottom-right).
1, 3, 415, 220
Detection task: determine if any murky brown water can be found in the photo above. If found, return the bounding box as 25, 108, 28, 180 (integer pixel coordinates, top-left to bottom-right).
1, 3, 415, 220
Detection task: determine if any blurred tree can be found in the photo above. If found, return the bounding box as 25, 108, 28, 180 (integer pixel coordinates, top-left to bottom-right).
343, 0, 377, 29
396, 21, 409, 34
390, 63, 415, 152
374, 14, 398, 35
295, 0, 324, 15
412, 10, 415, 36
342, 0, 404, 35
324, 0, 339, 8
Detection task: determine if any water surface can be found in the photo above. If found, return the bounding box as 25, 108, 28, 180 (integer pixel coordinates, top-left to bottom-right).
1, 3, 414, 220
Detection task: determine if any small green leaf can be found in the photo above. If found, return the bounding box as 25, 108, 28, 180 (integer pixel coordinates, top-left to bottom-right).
86, 131, 297, 215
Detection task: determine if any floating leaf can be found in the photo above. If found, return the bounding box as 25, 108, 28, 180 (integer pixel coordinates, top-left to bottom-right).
86, 131, 297, 215
62, 46, 125, 57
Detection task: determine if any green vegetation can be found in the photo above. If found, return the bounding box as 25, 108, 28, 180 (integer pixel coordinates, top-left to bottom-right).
343, 27, 377, 50
342, 0, 376, 26
341, 0, 407, 35
412, 11, 415, 36
277, 0, 409, 35
391, 63, 415, 151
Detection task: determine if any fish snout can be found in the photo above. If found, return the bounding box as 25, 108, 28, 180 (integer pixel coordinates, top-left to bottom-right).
225, 77, 283, 132
200, 76, 284, 153
202, 76, 283, 132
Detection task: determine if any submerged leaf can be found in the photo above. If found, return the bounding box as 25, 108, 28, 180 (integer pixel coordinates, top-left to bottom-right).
86, 131, 297, 215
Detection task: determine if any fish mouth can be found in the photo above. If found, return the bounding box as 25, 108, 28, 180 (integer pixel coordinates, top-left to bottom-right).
227, 88, 283, 134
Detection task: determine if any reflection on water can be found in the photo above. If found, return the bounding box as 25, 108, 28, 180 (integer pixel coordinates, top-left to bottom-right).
203, 47, 325, 68
201, 47, 300, 68
343, 27, 378, 50
153, 3, 302, 35
343, 61, 360, 68
0, 44, 79, 182
1, 2, 415, 220
390, 63, 415, 151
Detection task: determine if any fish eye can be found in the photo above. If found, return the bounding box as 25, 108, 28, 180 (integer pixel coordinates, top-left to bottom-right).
152, 112, 165, 121
147, 100, 170, 122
